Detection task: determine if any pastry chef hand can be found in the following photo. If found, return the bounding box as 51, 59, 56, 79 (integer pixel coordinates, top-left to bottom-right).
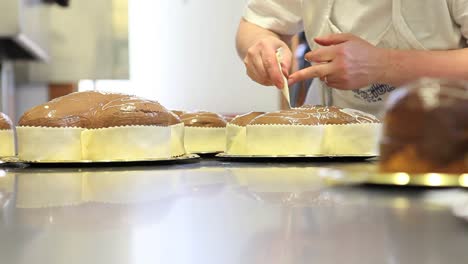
288, 33, 388, 90
243, 36, 292, 89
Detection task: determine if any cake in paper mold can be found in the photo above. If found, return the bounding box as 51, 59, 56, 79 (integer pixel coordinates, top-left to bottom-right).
380, 78, 468, 174
225, 112, 265, 155
0, 112, 15, 157
243, 106, 381, 156
299, 105, 381, 155
17, 91, 185, 161
180, 111, 227, 153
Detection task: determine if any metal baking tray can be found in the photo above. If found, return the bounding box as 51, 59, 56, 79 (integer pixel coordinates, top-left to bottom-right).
216, 153, 376, 162
0, 154, 200, 167
319, 163, 468, 188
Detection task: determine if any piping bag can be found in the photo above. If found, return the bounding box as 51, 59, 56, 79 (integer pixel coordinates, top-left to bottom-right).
276, 47, 291, 108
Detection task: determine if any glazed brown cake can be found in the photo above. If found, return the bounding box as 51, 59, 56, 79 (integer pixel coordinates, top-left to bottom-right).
19, 91, 179, 128
180, 111, 227, 128
225, 112, 265, 155
246, 106, 381, 156
17, 91, 185, 161
18, 91, 125, 128
180, 111, 227, 153
380, 79, 468, 174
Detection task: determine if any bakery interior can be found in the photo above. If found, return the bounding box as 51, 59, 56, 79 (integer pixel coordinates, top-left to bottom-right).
0, 1, 467, 264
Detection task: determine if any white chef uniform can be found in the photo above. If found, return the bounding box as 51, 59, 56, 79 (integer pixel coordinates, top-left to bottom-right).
244, 0, 468, 117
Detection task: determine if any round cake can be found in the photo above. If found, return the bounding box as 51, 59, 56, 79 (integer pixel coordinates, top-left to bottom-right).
245, 106, 381, 156
17, 91, 185, 161
226, 112, 265, 155
180, 111, 227, 128
0, 112, 15, 157
180, 111, 227, 153
380, 78, 468, 174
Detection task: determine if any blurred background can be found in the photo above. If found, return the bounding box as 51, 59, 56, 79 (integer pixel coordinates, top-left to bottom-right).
0, 0, 311, 122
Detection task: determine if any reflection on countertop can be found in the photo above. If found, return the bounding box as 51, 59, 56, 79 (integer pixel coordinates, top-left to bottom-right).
0, 160, 467, 264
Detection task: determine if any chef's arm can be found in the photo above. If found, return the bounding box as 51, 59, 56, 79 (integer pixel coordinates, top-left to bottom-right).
383, 48, 468, 86
236, 19, 294, 88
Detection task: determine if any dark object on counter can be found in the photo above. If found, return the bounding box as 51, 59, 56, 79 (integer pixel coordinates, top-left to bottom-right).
42, 0, 70, 7
380, 78, 468, 174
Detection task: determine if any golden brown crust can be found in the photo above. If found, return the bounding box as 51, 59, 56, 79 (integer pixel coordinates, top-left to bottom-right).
379, 79, 468, 173
18, 91, 180, 128
379, 145, 467, 174
180, 111, 227, 128
0, 112, 12, 130
229, 112, 265, 126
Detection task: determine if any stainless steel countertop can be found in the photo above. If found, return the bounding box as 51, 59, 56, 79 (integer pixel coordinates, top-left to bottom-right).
0, 159, 467, 264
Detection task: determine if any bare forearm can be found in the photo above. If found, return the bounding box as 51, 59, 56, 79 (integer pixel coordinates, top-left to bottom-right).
236, 19, 290, 59
383, 49, 468, 86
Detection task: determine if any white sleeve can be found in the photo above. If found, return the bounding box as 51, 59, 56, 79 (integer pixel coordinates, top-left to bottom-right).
450, 0, 468, 44
243, 0, 304, 35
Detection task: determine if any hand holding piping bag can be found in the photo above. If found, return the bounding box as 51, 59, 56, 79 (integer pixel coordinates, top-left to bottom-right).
276, 47, 291, 108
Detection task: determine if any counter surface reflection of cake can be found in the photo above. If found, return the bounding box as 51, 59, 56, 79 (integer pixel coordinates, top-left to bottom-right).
17, 91, 185, 161
180, 111, 227, 153
0, 113, 15, 157
234, 106, 381, 156
380, 78, 468, 174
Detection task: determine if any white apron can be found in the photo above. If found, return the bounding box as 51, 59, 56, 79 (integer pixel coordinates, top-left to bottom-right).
302, 0, 465, 118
